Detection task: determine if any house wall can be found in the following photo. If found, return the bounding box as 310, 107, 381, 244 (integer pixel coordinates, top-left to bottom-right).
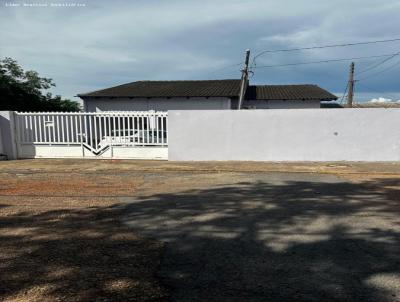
243, 99, 321, 109
82, 97, 231, 112
168, 109, 400, 161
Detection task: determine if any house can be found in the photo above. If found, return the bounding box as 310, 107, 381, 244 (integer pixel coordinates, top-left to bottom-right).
243, 84, 337, 109
78, 79, 337, 112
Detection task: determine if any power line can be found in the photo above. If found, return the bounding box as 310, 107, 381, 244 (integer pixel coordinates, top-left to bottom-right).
250, 53, 399, 69
357, 58, 400, 81
209, 38, 400, 76
357, 51, 400, 75
252, 37, 400, 61
339, 82, 349, 104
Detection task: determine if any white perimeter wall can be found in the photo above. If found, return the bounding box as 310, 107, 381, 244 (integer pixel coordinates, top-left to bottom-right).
168, 109, 400, 161
0, 111, 17, 159
83, 97, 231, 112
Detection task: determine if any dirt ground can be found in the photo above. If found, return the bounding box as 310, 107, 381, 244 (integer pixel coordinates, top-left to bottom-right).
1, 159, 400, 301
0, 160, 168, 302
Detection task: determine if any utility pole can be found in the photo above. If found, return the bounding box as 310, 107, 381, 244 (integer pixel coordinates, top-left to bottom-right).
238, 49, 251, 110
347, 62, 355, 108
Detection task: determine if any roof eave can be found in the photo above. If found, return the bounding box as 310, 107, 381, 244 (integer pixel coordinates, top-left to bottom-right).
78, 95, 238, 99
253, 98, 337, 101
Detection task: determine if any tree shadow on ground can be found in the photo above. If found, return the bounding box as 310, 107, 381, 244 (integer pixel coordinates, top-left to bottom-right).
120, 176, 400, 302
1, 175, 400, 302
0, 203, 168, 301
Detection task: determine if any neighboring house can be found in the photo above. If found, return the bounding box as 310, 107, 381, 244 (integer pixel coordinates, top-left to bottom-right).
78, 79, 337, 112
243, 84, 337, 109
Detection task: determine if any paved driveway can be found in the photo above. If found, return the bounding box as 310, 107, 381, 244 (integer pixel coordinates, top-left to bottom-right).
122, 171, 400, 302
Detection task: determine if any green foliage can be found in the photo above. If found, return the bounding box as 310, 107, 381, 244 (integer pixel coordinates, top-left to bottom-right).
0, 57, 81, 112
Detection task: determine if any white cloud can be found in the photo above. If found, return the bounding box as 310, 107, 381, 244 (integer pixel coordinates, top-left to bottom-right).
369, 97, 400, 103
370, 97, 392, 103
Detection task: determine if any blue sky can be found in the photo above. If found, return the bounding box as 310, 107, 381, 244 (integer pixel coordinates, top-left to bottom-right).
1, 0, 400, 103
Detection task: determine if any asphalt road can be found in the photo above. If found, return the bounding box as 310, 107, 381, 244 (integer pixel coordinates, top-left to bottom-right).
122, 171, 400, 302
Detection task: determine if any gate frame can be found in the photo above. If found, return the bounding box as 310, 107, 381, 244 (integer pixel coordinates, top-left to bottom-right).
14, 111, 168, 160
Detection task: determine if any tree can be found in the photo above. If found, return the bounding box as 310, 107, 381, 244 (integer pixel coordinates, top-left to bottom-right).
0, 57, 81, 111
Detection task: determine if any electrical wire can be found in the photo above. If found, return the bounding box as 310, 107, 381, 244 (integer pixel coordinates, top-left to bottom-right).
208, 38, 400, 78
357, 52, 400, 75
357, 59, 400, 81
252, 37, 400, 66
339, 82, 349, 104
251, 38, 400, 68
250, 53, 399, 69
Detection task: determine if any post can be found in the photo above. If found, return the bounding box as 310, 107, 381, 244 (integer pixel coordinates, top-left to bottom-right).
347, 62, 355, 108
0, 111, 19, 159
238, 49, 251, 110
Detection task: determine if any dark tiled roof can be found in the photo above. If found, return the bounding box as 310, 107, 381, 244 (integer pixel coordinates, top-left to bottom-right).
78, 80, 241, 98
246, 85, 337, 101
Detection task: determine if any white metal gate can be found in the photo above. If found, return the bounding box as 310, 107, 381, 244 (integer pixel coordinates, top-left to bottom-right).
14, 111, 168, 159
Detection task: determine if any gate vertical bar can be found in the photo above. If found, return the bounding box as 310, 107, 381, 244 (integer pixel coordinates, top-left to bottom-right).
23, 115, 28, 143
160, 114, 163, 145
94, 114, 98, 150
33, 115, 38, 142
29, 115, 33, 142
61, 115, 65, 143
65, 115, 70, 144
122, 113, 126, 145
51, 114, 54, 143
79, 114, 84, 157
88, 115, 93, 150
74, 115, 78, 143
98, 115, 102, 149
142, 115, 144, 145
56, 115, 61, 143
38, 115, 42, 142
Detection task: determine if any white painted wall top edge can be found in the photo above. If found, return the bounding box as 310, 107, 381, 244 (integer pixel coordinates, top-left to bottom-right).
168, 108, 400, 113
